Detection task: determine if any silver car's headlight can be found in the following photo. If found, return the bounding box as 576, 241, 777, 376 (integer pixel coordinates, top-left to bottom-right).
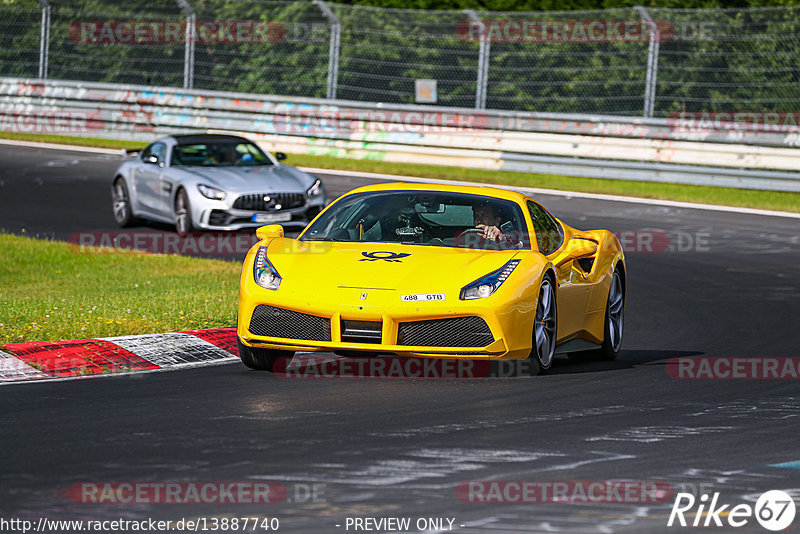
198, 184, 226, 200
253, 246, 281, 290
307, 179, 323, 199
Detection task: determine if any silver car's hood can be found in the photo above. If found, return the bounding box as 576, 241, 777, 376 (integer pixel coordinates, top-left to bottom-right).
177, 165, 314, 193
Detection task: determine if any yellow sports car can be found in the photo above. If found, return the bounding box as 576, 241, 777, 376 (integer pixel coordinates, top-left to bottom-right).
237, 182, 625, 375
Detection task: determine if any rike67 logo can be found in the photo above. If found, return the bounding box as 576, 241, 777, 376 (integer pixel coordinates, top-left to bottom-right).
668, 490, 796, 531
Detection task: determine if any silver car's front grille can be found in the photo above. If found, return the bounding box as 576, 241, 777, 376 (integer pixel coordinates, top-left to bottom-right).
234, 193, 306, 211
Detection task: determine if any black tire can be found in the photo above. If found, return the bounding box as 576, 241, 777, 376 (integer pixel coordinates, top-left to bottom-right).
526, 273, 557, 376
112, 178, 138, 227
237, 339, 292, 372
591, 268, 625, 361
174, 189, 194, 237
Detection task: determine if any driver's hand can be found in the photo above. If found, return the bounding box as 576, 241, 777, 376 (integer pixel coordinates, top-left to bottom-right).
477, 224, 502, 241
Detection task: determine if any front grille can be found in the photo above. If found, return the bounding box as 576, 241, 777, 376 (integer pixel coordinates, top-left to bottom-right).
249, 305, 331, 341
397, 316, 494, 348
341, 320, 382, 344
234, 193, 306, 211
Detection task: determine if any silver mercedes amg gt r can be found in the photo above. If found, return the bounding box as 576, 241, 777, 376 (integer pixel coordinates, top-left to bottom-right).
111, 134, 326, 234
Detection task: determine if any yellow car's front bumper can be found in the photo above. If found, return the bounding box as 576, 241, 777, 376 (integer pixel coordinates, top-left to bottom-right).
237, 284, 534, 361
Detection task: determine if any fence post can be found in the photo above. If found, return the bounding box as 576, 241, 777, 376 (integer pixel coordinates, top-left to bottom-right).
315, 0, 340, 100
465, 9, 489, 110
176, 0, 195, 89
636, 6, 659, 118
37, 0, 50, 79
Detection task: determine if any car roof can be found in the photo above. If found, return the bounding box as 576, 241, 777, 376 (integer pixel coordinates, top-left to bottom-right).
344, 181, 532, 204
168, 134, 252, 146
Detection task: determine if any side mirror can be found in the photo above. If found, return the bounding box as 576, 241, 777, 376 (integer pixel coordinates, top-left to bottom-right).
554, 238, 597, 268
256, 224, 284, 241
275, 152, 288, 161
145, 155, 159, 165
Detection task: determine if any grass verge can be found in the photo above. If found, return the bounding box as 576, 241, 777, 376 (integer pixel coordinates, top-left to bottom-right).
1, 131, 799, 213
0, 234, 240, 346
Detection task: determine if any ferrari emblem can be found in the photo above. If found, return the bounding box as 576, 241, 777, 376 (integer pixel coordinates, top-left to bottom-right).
360, 293, 368, 300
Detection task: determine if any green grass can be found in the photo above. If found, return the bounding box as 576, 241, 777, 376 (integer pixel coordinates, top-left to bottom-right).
0, 131, 146, 150
2, 131, 799, 213
0, 234, 240, 346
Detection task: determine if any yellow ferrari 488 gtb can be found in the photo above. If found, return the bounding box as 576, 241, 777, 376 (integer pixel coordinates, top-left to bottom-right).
237, 182, 625, 375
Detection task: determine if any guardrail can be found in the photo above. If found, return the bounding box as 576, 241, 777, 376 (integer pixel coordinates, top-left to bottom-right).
2, 77, 800, 192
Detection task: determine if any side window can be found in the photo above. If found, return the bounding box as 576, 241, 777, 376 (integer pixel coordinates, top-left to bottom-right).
150, 143, 166, 164
140, 144, 153, 161
527, 201, 563, 255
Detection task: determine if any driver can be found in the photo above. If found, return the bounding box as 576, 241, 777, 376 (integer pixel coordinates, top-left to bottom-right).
461, 202, 522, 249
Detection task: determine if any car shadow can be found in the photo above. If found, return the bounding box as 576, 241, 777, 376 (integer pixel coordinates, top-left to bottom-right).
264, 349, 702, 380
544, 349, 704, 376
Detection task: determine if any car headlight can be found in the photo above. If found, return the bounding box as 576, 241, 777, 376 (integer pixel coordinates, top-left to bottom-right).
306, 179, 323, 199
460, 259, 520, 300
197, 184, 226, 200
253, 246, 281, 290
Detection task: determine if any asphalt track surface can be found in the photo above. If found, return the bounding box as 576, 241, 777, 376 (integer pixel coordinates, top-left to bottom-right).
2, 143, 800, 533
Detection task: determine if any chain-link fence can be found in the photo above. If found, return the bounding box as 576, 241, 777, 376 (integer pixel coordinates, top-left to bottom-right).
1, 1, 799, 117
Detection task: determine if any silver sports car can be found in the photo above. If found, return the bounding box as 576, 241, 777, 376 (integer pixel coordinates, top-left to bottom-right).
111, 134, 326, 234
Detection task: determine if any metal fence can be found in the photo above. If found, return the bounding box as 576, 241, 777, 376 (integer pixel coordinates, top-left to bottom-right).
1, 1, 799, 118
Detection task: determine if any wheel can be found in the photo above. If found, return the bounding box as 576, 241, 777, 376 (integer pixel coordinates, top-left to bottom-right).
237, 339, 292, 372
594, 268, 624, 361
112, 178, 138, 227
174, 189, 194, 236
527, 274, 557, 375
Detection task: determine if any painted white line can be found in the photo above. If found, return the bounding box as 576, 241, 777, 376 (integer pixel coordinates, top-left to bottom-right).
299, 166, 800, 220
2, 138, 796, 219
0, 138, 123, 155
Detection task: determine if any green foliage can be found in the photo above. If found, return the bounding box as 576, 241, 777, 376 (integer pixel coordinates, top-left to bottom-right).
342, 0, 800, 8
1, 1, 799, 116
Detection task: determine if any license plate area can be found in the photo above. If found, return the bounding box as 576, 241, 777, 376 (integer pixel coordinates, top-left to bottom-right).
252, 212, 292, 223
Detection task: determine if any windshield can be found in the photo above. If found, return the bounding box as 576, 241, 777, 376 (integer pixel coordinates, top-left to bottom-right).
171, 141, 274, 167
301, 191, 531, 250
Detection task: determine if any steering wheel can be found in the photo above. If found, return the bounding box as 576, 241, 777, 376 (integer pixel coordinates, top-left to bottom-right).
457, 227, 490, 238
455, 227, 497, 248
